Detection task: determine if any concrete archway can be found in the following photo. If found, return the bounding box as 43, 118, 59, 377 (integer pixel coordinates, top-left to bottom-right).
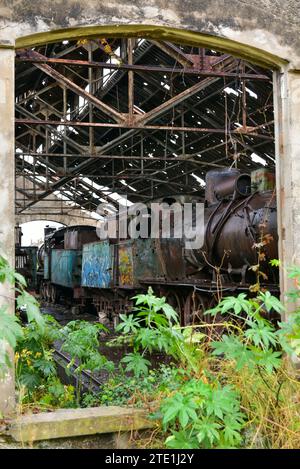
1, 3, 300, 415
15, 176, 99, 227
17, 213, 98, 227
14, 24, 287, 69
19, 220, 65, 246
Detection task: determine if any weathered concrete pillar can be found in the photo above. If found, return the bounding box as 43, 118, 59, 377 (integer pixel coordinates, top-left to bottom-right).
274, 68, 300, 315
0, 47, 15, 416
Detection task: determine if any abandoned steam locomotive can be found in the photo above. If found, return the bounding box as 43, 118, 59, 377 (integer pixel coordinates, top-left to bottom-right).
18, 167, 278, 325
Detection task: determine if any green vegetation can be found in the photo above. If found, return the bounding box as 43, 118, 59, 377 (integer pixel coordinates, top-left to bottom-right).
81, 365, 179, 408
1, 253, 300, 448
0, 253, 45, 377
101, 270, 300, 449
60, 320, 114, 404
0, 253, 113, 412
80, 273, 300, 449
15, 316, 76, 409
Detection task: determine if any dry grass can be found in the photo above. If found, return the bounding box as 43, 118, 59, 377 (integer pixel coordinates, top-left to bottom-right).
215, 357, 300, 448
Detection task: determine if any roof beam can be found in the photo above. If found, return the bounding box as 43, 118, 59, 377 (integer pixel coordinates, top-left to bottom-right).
150, 40, 194, 68
21, 49, 126, 124
16, 104, 85, 154
16, 128, 139, 212
16, 55, 270, 81
135, 57, 236, 125
17, 53, 269, 212
15, 43, 81, 84
15, 118, 273, 140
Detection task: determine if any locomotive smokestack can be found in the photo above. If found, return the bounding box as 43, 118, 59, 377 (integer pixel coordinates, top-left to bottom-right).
205, 168, 251, 206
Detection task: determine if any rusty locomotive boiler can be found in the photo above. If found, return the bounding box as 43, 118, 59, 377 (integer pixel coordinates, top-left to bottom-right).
34, 167, 278, 326
185, 168, 278, 285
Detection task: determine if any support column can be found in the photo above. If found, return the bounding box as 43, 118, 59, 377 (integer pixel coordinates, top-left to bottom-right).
0, 47, 15, 416
274, 68, 300, 315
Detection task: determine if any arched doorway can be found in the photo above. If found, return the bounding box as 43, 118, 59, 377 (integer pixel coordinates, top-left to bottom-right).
1, 19, 299, 415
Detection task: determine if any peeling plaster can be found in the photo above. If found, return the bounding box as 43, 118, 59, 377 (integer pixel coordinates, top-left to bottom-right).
219, 26, 300, 70
0, 1, 299, 69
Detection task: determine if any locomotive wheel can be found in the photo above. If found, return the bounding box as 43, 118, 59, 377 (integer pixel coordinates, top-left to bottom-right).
99, 298, 110, 319
43, 284, 48, 301
205, 295, 228, 341
50, 285, 58, 304
45, 283, 52, 303
41, 283, 48, 302
39, 283, 45, 300
40, 283, 44, 300
165, 290, 183, 318
183, 291, 209, 326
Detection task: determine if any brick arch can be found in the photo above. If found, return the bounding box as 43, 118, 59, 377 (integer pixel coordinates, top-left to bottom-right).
16, 213, 98, 227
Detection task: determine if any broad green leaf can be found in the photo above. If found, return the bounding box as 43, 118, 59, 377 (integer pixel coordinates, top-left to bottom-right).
245, 321, 278, 349
16, 291, 45, 331
14, 272, 27, 287
161, 392, 198, 429
116, 314, 141, 333
0, 306, 23, 348
258, 291, 285, 314
120, 352, 150, 377
196, 418, 221, 445
162, 303, 179, 324
165, 431, 199, 449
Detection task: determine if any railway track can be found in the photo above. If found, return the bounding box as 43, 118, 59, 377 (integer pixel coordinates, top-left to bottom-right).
53, 347, 104, 393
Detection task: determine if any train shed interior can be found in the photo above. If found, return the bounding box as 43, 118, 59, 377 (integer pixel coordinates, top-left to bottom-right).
15, 37, 275, 224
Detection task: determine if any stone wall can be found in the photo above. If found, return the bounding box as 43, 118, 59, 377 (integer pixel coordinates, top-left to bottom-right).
0, 1, 299, 68
15, 176, 98, 226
